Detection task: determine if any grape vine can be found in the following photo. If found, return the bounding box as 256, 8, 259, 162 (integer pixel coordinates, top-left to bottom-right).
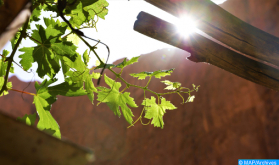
0, 0, 199, 139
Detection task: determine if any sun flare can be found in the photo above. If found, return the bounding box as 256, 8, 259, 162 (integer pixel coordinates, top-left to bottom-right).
176, 16, 197, 37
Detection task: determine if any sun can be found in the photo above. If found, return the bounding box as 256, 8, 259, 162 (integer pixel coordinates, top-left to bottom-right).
175, 16, 197, 37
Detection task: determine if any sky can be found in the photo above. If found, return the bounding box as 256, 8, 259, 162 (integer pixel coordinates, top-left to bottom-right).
1, 0, 226, 84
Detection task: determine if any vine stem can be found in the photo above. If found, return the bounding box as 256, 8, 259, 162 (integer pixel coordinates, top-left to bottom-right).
145, 76, 152, 87
108, 68, 182, 96
127, 106, 145, 128
0, 18, 29, 95
77, 34, 104, 66
27, 34, 43, 44
9, 88, 36, 96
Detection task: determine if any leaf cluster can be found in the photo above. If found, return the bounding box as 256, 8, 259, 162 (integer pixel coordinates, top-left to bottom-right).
1, 0, 199, 139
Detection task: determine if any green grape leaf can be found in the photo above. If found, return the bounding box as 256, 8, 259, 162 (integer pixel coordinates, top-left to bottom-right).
130, 68, 174, 80
115, 56, 140, 69
17, 113, 36, 126
84, 74, 97, 103
30, 6, 41, 22
34, 94, 60, 138
34, 78, 90, 139
161, 80, 181, 90
67, 2, 87, 28
61, 53, 98, 103
43, 18, 68, 35
97, 74, 137, 124
61, 53, 86, 77
48, 81, 87, 97
142, 96, 176, 128
62, 0, 108, 28
152, 68, 174, 79
66, 0, 99, 10
0, 77, 12, 96
34, 79, 60, 139
84, 0, 109, 20
67, 33, 80, 46
19, 21, 77, 78
92, 72, 100, 79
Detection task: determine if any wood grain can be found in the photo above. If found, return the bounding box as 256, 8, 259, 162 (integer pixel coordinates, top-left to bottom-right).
144, 0, 279, 67
0, 112, 94, 165
0, 0, 31, 50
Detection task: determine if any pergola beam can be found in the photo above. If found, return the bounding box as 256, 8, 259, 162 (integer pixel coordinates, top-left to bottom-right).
143, 0, 279, 68
134, 11, 279, 91
0, 0, 31, 50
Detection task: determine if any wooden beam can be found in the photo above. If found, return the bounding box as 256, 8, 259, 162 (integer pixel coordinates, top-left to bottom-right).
0, 112, 94, 165
144, 0, 279, 68
0, 0, 31, 50
134, 11, 279, 91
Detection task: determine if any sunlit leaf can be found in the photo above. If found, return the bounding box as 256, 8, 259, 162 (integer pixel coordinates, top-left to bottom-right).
115, 56, 140, 69
142, 96, 176, 128
97, 74, 137, 124
161, 80, 181, 90
130, 68, 174, 80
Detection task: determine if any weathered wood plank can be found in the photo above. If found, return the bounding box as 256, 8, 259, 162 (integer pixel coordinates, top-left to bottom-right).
0, 112, 94, 165
134, 11, 279, 91
144, 0, 279, 67
0, 0, 31, 50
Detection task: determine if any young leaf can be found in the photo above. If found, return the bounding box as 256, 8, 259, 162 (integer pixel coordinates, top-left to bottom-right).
115, 56, 140, 69
161, 80, 181, 90
0, 50, 14, 76
17, 113, 36, 126
130, 68, 174, 80
82, 50, 90, 65
192, 84, 200, 92
97, 74, 137, 124
142, 96, 176, 128
152, 68, 174, 79
186, 95, 195, 103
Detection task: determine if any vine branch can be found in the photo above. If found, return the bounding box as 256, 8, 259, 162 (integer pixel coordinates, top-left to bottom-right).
0, 19, 29, 95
